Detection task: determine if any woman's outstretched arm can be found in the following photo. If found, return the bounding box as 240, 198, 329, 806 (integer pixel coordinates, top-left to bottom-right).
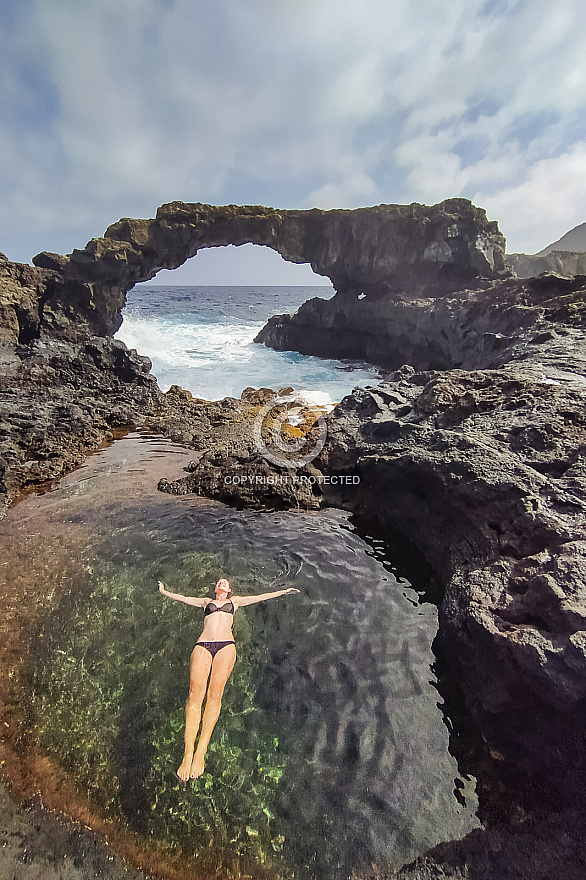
158, 581, 207, 607
233, 588, 300, 608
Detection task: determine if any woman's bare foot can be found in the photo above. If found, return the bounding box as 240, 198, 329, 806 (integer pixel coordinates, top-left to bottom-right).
190, 752, 205, 779
177, 753, 193, 782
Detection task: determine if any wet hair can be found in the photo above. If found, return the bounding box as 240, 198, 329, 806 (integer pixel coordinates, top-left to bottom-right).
215, 578, 232, 598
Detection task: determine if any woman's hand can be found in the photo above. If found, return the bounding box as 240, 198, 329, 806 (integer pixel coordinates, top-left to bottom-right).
286, 588, 300, 595
158, 581, 166, 593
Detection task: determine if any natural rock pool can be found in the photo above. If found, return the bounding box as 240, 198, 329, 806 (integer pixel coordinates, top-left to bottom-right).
0, 433, 479, 880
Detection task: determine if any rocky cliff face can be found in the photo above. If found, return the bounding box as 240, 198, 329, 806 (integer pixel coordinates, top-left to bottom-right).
0, 254, 54, 345
318, 361, 586, 813
507, 249, 586, 278
0, 337, 161, 505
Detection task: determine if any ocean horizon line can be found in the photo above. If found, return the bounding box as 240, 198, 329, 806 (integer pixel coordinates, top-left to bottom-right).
134, 282, 334, 288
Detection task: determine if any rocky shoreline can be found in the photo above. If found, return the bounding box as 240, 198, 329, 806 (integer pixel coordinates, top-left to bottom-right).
1, 200, 586, 878
0, 783, 145, 880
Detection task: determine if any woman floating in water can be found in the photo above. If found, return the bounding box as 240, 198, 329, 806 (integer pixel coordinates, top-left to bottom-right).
158, 577, 300, 781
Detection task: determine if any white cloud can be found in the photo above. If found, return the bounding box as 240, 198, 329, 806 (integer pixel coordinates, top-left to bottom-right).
1, 0, 586, 264
307, 167, 378, 211
477, 142, 586, 253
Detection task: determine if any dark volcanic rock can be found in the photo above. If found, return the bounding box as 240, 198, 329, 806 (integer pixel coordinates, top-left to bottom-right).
0, 253, 52, 345
256, 271, 586, 373
153, 386, 327, 509
28, 198, 508, 341
387, 808, 586, 880
316, 366, 586, 811
159, 451, 323, 510
278, 272, 586, 814
0, 337, 161, 510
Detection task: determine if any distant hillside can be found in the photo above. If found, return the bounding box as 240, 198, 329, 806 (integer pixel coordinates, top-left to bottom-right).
506, 220, 586, 277
537, 222, 586, 256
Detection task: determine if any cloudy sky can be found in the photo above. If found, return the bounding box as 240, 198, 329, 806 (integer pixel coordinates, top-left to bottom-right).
2, 0, 585, 284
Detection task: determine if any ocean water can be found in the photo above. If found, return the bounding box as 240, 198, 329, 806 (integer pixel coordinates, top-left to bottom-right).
115, 285, 382, 405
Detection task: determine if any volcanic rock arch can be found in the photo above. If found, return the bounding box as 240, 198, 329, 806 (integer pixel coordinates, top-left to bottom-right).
29, 198, 508, 343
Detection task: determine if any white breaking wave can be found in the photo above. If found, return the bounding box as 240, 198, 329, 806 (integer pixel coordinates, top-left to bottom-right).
115, 289, 381, 405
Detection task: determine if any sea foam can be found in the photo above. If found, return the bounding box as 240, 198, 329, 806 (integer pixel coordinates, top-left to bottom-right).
115, 285, 381, 405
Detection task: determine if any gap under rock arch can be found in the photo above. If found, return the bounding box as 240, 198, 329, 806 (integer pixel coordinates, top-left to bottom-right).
147, 242, 335, 287
115, 244, 380, 403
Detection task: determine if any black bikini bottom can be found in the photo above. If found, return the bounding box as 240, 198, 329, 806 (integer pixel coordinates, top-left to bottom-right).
196, 640, 235, 659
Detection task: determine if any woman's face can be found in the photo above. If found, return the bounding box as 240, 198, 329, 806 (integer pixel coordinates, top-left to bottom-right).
215, 580, 230, 599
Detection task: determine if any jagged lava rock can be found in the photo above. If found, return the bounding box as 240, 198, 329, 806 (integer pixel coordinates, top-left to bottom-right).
316, 360, 586, 810
0, 337, 160, 508
0, 254, 53, 345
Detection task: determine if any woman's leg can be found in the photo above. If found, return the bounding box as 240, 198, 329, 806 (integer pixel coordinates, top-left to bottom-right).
190, 644, 236, 779
177, 645, 212, 781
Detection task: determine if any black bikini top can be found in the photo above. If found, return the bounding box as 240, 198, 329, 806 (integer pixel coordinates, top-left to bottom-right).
204, 599, 235, 616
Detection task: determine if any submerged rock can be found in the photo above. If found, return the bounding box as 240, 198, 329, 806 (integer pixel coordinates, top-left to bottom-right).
388, 808, 586, 880
0, 253, 51, 345
0, 783, 146, 880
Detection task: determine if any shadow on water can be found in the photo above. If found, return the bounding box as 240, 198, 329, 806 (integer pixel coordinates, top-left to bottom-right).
114, 673, 157, 834
1, 434, 482, 880
350, 513, 499, 829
